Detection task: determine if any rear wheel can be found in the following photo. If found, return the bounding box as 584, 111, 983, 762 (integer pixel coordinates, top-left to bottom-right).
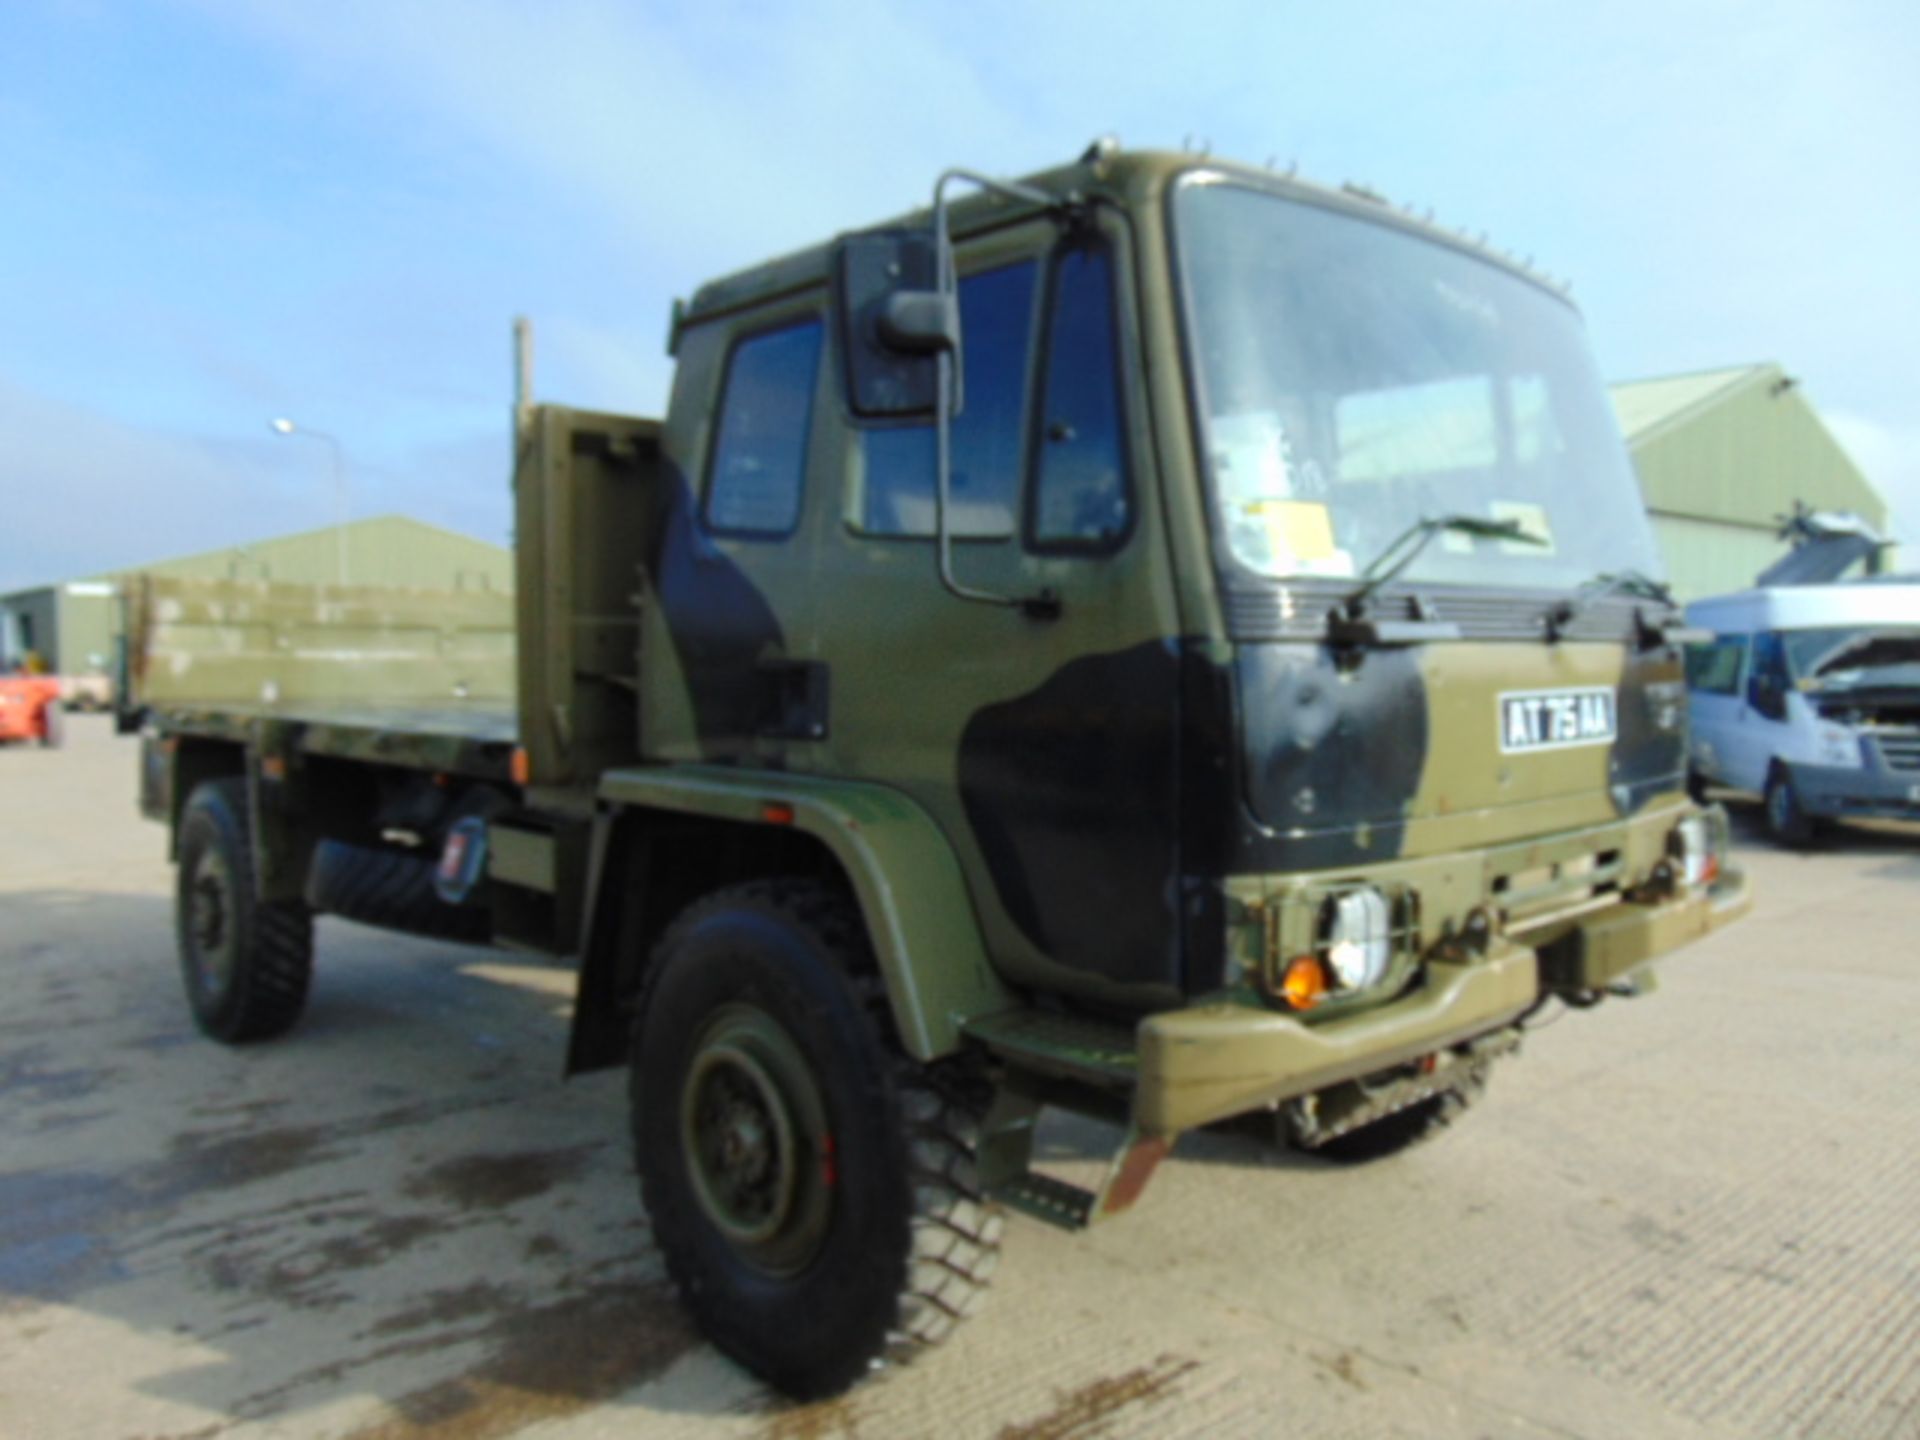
631, 880, 998, 1398
176, 778, 314, 1042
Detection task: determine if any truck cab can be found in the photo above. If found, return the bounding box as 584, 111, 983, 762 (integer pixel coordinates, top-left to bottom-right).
639, 147, 1740, 1017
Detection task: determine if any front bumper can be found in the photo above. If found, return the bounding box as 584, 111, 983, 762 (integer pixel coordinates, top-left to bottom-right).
1787, 762, 1920, 821
1134, 864, 1752, 1136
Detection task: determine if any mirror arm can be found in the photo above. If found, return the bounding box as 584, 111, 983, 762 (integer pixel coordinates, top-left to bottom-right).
926, 169, 1075, 619
932, 347, 1021, 610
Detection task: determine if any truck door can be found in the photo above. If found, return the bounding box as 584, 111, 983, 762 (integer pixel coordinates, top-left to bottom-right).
813, 216, 1190, 1002
641, 298, 830, 771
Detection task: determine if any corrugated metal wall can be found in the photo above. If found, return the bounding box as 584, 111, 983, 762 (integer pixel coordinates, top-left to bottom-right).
1616, 365, 1887, 601
1647, 515, 1785, 601
56, 588, 116, 674
0, 589, 60, 669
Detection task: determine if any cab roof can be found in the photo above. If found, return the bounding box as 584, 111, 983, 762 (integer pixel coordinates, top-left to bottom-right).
677, 146, 1572, 332
1687, 581, 1920, 632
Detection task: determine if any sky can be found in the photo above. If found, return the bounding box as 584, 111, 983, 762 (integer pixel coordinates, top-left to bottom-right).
2, 0, 1917, 591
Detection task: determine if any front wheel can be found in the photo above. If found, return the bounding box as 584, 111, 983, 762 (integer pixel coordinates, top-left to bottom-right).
1763, 766, 1818, 847
176, 778, 314, 1042
631, 880, 999, 1399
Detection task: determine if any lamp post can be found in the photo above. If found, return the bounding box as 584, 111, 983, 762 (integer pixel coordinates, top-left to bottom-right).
269, 418, 350, 586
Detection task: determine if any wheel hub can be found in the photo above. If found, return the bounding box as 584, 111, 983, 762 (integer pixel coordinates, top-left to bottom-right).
679, 1006, 832, 1276
192, 877, 226, 951
188, 854, 237, 992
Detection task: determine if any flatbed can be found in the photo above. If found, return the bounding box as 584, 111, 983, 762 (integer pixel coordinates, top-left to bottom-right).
146, 701, 517, 780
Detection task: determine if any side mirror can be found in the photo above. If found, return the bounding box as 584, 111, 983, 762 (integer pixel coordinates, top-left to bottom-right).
836, 230, 950, 418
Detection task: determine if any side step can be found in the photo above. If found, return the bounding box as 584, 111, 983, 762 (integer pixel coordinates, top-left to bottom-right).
963, 1009, 1138, 1086
964, 1009, 1167, 1232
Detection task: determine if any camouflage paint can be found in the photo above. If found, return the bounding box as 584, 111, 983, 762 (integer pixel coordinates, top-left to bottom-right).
141, 148, 1729, 1056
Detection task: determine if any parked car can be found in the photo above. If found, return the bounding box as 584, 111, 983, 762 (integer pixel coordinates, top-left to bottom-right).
1685, 581, 1920, 843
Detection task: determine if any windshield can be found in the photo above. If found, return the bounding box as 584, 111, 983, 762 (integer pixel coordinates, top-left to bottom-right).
1784, 627, 1920, 688
1174, 178, 1662, 592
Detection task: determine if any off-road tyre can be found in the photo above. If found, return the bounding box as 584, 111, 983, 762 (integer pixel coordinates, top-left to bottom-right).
1763, 765, 1819, 848
631, 879, 999, 1399
1290, 1069, 1486, 1164
305, 839, 491, 944
176, 778, 313, 1043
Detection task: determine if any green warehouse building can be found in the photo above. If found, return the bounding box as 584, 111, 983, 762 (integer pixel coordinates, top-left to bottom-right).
1609, 362, 1889, 601
0, 515, 511, 676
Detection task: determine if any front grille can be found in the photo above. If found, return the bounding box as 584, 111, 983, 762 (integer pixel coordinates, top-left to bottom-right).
1873, 730, 1920, 771
1222, 581, 1653, 643
1494, 849, 1624, 930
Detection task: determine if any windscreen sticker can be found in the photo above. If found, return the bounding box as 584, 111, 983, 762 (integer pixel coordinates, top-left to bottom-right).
1249, 500, 1354, 577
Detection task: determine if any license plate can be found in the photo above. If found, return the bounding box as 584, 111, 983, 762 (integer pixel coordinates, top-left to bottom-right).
1499, 687, 1618, 754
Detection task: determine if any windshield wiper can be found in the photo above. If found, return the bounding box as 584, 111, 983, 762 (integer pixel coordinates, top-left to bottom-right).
1327, 514, 1541, 646
1545, 568, 1703, 647
1340, 515, 1541, 614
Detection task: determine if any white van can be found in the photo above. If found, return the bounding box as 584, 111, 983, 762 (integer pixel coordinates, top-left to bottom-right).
1685, 582, 1920, 843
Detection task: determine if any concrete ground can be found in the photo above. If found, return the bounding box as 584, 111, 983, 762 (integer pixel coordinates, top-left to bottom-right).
2, 717, 1916, 1440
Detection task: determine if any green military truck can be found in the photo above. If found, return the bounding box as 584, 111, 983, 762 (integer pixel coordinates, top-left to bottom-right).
133, 143, 1751, 1398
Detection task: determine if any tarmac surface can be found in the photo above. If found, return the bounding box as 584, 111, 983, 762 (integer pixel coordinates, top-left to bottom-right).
2, 717, 1917, 1440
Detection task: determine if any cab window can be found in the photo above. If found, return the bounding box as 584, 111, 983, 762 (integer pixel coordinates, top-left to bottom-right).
1685, 635, 1746, 695
855, 260, 1038, 539
1748, 631, 1791, 720
1031, 243, 1130, 550
705, 319, 823, 537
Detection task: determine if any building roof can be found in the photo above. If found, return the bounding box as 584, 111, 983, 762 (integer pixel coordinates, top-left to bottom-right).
1609, 363, 1775, 444
80, 514, 506, 586
0, 515, 510, 605
1607, 361, 1884, 535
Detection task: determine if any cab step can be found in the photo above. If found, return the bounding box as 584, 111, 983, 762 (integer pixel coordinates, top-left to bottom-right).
963, 1008, 1138, 1087
965, 1008, 1164, 1232
996, 1171, 1098, 1230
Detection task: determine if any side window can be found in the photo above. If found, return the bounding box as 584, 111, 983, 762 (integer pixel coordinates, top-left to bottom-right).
856, 261, 1037, 538
1748, 631, 1789, 720
1685, 635, 1746, 695
1032, 244, 1130, 549
705, 319, 824, 537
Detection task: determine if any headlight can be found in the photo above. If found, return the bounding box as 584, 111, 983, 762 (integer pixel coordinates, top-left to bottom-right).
1322, 888, 1392, 990
1815, 725, 1861, 768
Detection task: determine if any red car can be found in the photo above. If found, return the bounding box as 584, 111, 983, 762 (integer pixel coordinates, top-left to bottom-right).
0, 676, 64, 746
